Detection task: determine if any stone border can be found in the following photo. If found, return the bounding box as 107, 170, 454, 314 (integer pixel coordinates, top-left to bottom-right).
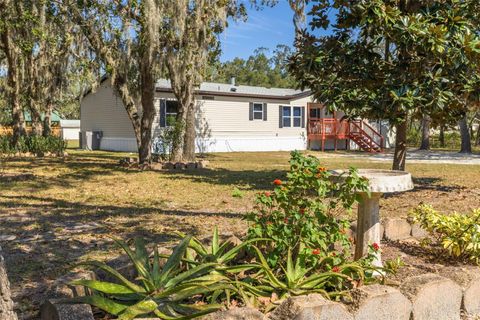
119, 157, 209, 170
203, 270, 480, 319
349, 217, 427, 242
42, 268, 480, 320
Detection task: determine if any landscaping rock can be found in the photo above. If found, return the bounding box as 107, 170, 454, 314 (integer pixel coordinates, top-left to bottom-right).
348, 284, 411, 320
439, 267, 480, 317
174, 162, 186, 169
186, 162, 197, 169
150, 162, 163, 171
270, 294, 353, 320
400, 273, 462, 320
197, 160, 209, 169
410, 224, 428, 238
383, 218, 411, 241
51, 271, 95, 299
40, 299, 94, 320
202, 307, 265, 320
162, 162, 175, 170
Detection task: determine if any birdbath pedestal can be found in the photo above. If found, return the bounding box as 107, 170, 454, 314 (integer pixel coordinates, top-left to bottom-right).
331, 169, 413, 268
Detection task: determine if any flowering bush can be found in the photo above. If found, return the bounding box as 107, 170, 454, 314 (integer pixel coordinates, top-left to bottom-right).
245, 151, 369, 268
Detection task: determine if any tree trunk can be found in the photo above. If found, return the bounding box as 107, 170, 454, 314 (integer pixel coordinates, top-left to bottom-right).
392, 120, 408, 171
137, 61, 156, 165
419, 115, 430, 150
459, 115, 472, 153
170, 111, 187, 162
1, 28, 26, 146
42, 107, 52, 137
0, 254, 18, 320
182, 102, 196, 162
29, 108, 43, 136
476, 123, 480, 146
439, 125, 446, 148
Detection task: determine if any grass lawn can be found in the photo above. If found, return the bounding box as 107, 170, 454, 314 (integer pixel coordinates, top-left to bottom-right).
1, 149, 479, 318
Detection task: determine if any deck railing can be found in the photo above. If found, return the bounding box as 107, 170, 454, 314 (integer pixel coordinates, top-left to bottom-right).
307, 118, 384, 151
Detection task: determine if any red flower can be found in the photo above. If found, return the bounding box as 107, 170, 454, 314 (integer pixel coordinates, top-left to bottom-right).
332, 266, 340, 273
299, 208, 305, 215
349, 237, 354, 243
273, 179, 282, 186
372, 243, 380, 251
284, 218, 289, 224
331, 252, 336, 257
318, 166, 327, 172
312, 249, 321, 255
264, 191, 271, 197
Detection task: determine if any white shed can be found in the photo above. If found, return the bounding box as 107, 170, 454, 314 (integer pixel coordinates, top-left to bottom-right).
60, 120, 81, 141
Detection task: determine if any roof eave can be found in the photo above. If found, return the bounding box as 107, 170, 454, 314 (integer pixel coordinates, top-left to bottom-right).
156, 87, 312, 101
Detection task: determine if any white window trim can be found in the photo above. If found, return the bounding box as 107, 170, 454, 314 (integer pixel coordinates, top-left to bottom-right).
252, 102, 264, 121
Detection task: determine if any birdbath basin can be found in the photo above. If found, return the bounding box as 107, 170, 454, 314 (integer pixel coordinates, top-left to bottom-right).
330, 169, 414, 268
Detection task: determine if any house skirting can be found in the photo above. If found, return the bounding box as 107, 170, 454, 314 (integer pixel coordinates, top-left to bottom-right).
89, 135, 308, 153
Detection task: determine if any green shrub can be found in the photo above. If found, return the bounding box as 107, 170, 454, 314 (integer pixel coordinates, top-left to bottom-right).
0, 134, 66, 156
245, 151, 369, 267
67, 152, 387, 318
409, 204, 480, 262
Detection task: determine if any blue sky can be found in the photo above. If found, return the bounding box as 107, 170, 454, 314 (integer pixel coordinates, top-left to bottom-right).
220, 2, 335, 62
220, 2, 297, 62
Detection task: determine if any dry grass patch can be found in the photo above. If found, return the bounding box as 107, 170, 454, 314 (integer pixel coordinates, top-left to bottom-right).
0, 149, 478, 318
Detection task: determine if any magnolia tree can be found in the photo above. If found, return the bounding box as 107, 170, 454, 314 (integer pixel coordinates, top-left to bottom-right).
289, 0, 480, 170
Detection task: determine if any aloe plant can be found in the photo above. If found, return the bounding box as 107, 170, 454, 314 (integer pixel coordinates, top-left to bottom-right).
67, 236, 230, 320
182, 227, 263, 269
238, 246, 366, 311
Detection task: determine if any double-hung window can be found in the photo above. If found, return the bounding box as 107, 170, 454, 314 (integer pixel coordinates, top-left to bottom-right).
253, 103, 264, 120
281, 106, 304, 128
249, 102, 267, 121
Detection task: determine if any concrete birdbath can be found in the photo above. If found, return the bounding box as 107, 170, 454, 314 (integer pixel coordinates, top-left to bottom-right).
330, 169, 414, 268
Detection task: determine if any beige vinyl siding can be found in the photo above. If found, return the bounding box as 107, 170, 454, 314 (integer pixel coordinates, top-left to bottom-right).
81, 81, 136, 139
192, 95, 310, 138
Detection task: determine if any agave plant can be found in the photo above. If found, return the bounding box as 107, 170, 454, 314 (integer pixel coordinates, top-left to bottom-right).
182, 227, 263, 270
238, 246, 366, 312
67, 236, 230, 320
177, 227, 268, 306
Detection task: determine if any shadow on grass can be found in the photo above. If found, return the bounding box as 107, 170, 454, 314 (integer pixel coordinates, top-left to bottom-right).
0, 192, 246, 318
160, 167, 287, 190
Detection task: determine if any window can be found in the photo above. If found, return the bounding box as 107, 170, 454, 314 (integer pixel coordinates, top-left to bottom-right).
160, 99, 178, 127
253, 103, 264, 120
165, 100, 178, 126
249, 102, 267, 121
281, 106, 303, 128
293, 107, 302, 127
310, 108, 320, 119
282, 106, 291, 127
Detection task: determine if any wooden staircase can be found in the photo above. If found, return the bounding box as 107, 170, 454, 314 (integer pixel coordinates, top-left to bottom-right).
307, 118, 384, 153
348, 120, 383, 153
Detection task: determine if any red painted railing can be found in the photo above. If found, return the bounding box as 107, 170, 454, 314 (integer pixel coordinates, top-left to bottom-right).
307, 118, 383, 152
